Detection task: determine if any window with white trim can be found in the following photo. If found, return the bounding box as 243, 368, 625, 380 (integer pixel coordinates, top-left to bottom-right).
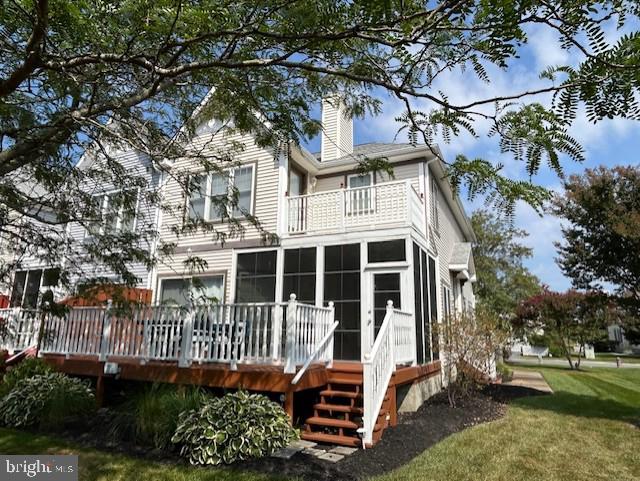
159, 275, 224, 306
188, 165, 255, 222
86, 190, 138, 237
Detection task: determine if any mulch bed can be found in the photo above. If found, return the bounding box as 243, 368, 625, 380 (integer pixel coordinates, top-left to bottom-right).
232, 384, 546, 481
18, 383, 546, 481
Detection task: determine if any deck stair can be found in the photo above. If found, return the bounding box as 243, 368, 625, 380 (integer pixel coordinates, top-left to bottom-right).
301, 363, 395, 448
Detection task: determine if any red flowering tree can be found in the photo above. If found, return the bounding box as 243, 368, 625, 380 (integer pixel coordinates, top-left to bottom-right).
513, 289, 610, 369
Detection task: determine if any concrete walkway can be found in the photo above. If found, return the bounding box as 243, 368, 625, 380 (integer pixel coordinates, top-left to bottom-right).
507, 353, 640, 369
503, 370, 553, 393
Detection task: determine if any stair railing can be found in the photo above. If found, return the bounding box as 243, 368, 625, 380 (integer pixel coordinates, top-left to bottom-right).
360, 300, 395, 447
285, 294, 337, 377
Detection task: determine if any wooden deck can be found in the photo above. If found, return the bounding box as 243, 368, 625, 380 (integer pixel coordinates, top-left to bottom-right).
41, 354, 440, 436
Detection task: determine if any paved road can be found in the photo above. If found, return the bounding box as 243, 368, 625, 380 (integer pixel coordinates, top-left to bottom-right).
507, 353, 640, 369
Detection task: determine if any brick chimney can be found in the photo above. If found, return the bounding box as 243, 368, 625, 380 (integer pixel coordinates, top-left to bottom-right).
320, 96, 353, 162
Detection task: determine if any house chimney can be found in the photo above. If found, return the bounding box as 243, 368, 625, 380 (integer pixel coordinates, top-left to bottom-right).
320, 96, 353, 162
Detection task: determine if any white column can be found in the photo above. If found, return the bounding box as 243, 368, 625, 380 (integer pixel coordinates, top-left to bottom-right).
360, 240, 369, 362
315, 246, 324, 307
284, 294, 298, 373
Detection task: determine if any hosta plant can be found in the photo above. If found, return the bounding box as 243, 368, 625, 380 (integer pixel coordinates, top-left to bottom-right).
171, 391, 298, 465
0, 358, 53, 398
0, 372, 95, 429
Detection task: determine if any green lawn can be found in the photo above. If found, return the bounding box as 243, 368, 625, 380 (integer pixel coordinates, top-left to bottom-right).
594, 353, 640, 364
0, 429, 285, 481
1, 368, 639, 481
374, 367, 640, 481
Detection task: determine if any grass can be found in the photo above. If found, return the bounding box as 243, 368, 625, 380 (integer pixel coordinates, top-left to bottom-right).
594, 353, 640, 364
1, 368, 638, 481
374, 367, 640, 481
0, 429, 286, 481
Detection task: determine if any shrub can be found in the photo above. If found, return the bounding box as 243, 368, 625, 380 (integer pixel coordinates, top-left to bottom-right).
0, 357, 53, 398
496, 362, 513, 382
172, 391, 298, 465
0, 372, 95, 429
110, 383, 208, 449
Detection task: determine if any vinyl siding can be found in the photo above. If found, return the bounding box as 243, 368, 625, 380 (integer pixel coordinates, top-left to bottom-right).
314, 162, 420, 193
156, 129, 280, 285
155, 249, 234, 303
66, 149, 160, 288
427, 165, 472, 308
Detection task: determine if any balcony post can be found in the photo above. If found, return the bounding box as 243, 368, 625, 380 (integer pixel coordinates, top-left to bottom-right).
340, 189, 346, 231
405, 180, 412, 223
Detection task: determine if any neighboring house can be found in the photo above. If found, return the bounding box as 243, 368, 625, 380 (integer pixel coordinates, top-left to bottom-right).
608, 324, 640, 353
2, 179, 67, 309
2, 97, 478, 448
5, 141, 163, 307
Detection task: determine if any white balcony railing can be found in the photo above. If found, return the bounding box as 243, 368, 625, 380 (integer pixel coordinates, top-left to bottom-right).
287, 180, 425, 235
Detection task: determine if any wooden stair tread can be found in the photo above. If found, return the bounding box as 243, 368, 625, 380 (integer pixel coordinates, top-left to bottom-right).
328, 375, 363, 385
306, 416, 359, 429
320, 389, 362, 399
301, 432, 361, 447
314, 403, 364, 414
329, 363, 364, 373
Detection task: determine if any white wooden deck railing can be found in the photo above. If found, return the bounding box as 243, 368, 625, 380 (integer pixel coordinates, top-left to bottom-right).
287, 180, 424, 234
0, 308, 42, 353
3, 295, 337, 376
393, 309, 416, 366
360, 301, 415, 446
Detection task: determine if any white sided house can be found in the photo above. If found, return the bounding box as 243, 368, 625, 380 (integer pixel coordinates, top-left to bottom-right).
5, 142, 163, 308
2, 99, 479, 448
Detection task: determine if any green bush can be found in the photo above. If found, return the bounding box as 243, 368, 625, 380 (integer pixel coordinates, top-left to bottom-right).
496, 362, 513, 382
0, 372, 95, 429
172, 391, 298, 465
0, 358, 53, 398
110, 383, 208, 449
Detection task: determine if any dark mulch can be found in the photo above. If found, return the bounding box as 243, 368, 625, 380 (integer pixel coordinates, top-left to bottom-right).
231, 384, 547, 481
19, 383, 544, 481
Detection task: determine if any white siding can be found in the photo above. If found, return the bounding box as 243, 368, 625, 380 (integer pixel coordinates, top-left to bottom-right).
156, 249, 234, 303
65, 148, 160, 288
156, 129, 280, 289
426, 165, 474, 312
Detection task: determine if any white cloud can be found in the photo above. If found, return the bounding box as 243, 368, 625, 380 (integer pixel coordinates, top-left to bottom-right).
525, 25, 572, 71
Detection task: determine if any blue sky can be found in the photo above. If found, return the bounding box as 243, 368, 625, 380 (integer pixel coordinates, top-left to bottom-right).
305, 21, 640, 291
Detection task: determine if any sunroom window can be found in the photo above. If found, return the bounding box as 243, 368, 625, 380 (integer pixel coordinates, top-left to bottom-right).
159, 275, 224, 306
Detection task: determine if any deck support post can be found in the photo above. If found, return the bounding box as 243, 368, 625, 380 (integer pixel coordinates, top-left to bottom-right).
96, 375, 105, 407
389, 384, 398, 426
284, 388, 294, 424
98, 300, 113, 362
284, 294, 297, 374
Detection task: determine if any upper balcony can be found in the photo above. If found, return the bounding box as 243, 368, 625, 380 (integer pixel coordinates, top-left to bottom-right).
285, 180, 426, 236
